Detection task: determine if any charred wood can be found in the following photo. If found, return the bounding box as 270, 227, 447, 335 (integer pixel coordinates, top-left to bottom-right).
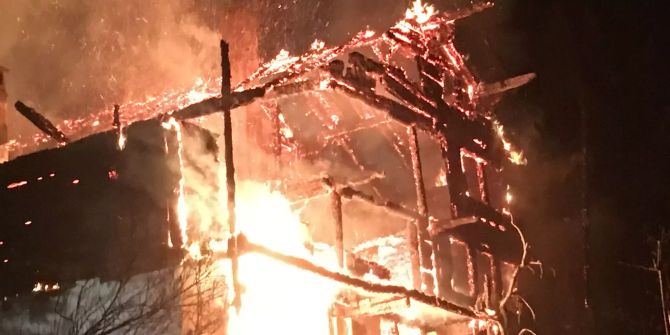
329, 79, 434, 132
221, 40, 241, 312
14, 101, 70, 144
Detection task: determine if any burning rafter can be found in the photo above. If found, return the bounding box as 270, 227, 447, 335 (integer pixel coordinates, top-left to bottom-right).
14, 101, 70, 144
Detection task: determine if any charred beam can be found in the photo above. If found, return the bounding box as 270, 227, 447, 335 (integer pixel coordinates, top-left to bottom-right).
328, 79, 435, 132
172, 88, 265, 121
332, 182, 422, 221
324, 177, 345, 268
477, 73, 536, 96
14, 101, 70, 144
237, 234, 481, 320
112, 104, 121, 130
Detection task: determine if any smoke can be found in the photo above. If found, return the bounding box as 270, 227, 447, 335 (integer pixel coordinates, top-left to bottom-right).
0, 0, 223, 138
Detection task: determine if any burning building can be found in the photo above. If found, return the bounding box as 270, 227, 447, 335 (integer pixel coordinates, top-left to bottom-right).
0, 1, 535, 334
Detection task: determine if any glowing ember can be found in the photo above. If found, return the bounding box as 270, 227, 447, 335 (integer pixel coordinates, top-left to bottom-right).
32, 282, 60, 293
3, 77, 218, 156
6, 181, 28, 189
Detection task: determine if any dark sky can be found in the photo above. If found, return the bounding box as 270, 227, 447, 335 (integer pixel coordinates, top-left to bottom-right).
505, 1, 670, 334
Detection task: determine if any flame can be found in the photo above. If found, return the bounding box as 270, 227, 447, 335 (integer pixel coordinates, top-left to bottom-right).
5, 77, 218, 156
493, 121, 527, 165
266, 49, 300, 74
404, 0, 436, 24
225, 182, 339, 335
162, 117, 189, 247
32, 282, 60, 293
310, 39, 326, 51
117, 132, 127, 150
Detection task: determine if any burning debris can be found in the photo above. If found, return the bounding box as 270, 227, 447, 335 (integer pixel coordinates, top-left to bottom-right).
0, 1, 537, 334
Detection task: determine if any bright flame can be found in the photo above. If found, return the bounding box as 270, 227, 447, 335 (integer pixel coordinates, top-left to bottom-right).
310, 39, 326, 51
224, 182, 339, 335
405, 0, 436, 24
266, 49, 300, 74
162, 117, 189, 247
494, 121, 527, 165
185, 77, 210, 104
32, 282, 60, 293
117, 132, 127, 150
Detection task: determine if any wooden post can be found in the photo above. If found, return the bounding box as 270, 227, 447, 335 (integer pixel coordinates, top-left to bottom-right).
408, 125, 435, 294
332, 189, 344, 268
221, 40, 241, 311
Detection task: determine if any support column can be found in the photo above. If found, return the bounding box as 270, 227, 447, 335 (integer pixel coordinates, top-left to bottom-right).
221, 40, 241, 311
408, 125, 435, 294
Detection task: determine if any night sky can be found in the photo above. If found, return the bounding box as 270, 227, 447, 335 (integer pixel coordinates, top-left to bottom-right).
505, 1, 670, 334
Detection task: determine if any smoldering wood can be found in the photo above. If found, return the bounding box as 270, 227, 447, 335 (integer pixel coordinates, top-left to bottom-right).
14, 101, 70, 144
112, 104, 121, 130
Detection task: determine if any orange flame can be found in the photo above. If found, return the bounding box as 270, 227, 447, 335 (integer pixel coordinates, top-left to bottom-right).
224, 182, 339, 335
494, 121, 527, 165
162, 117, 189, 247
404, 0, 436, 24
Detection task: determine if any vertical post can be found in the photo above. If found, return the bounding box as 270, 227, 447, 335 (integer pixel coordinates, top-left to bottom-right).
407, 216, 422, 291
269, 103, 282, 177
324, 177, 345, 268
221, 40, 241, 310
332, 189, 344, 268
408, 125, 435, 294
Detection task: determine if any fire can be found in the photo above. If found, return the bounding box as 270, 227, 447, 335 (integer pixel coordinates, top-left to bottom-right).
32, 282, 60, 293
493, 121, 527, 165
224, 182, 339, 335
404, 0, 436, 24
181, 181, 339, 334
162, 117, 189, 247
117, 132, 127, 150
